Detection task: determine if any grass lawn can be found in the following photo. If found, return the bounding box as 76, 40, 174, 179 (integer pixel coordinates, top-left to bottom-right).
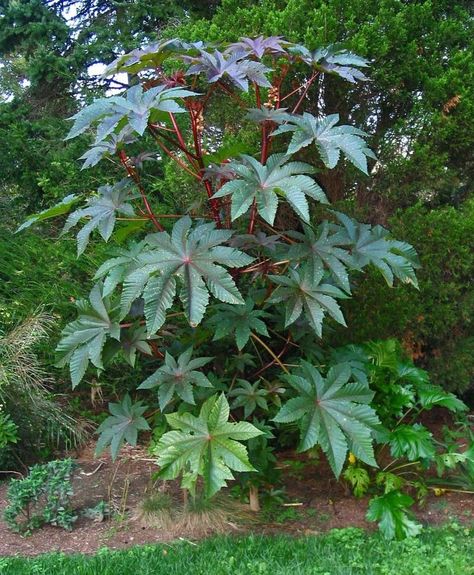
1, 524, 473, 575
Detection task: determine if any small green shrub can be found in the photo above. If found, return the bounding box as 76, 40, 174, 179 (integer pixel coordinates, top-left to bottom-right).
4, 458, 77, 534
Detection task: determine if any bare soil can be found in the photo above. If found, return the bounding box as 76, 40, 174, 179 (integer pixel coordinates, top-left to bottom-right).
0, 444, 473, 557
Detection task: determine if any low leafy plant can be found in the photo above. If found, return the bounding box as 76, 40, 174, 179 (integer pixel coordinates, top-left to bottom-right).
19, 34, 469, 539
4, 458, 77, 534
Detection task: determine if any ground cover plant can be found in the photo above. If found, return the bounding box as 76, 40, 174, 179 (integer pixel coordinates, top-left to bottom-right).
19, 35, 473, 539
2, 525, 474, 575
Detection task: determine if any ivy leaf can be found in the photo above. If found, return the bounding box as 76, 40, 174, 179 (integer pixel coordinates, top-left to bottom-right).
121, 216, 254, 330
227, 36, 290, 59
343, 466, 370, 497
333, 211, 420, 287
229, 380, 269, 418
287, 223, 355, 293
120, 324, 153, 367
291, 44, 369, 83
213, 153, 327, 225
268, 265, 347, 337
138, 347, 213, 410
154, 394, 263, 498
56, 283, 121, 388
389, 424, 436, 462
273, 362, 380, 477
366, 491, 422, 540
16, 194, 81, 232
62, 180, 138, 255
95, 395, 150, 460
185, 48, 272, 91
208, 298, 270, 350
273, 113, 376, 174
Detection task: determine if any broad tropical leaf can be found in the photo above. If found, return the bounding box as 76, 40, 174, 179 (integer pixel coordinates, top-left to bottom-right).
272, 113, 375, 174
66, 83, 198, 141
333, 212, 420, 287
389, 424, 436, 462
62, 180, 138, 255
287, 223, 355, 292
227, 36, 290, 59
17, 194, 81, 232
366, 491, 422, 540
208, 298, 270, 350
138, 347, 213, 410
120, 324, 153, 367
154, 394, 263, 497
273, 362, 380, 477
213, 153, 327, 225
268, 265, 347, 337
185, 48, 272, 91
229, 380, 269, 418
343, 465, 370, 497
56, 283, 121, 387
121, 216, 253, 330
291, 44, 369, 83
416, 384, 467, 413
95, 395, 150, 460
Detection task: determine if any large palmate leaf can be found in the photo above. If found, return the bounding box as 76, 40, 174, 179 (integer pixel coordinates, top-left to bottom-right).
185, 48, 272, 91
389, 424, 436, 462
287, 223, 355, 292
291, 44, 369, 83
268, 265, 347, 337
273, 113, 375, 174
208, 298, 270, 350
56, 283, 121, 387
227, 36, 290, 59
62, 180, 138, 255
120, 324, 153, 367
154, 394, 263, 497
95, 395, 150, 460
17, 194, 81, 232
273, 362, 380, 477
138, 347, 213, 410
213, 153, 327, 225
333, 212, 420, 287
66, 84, 198, 142
229, 380, 269, 418
121, 216, 253, 330
366, 491, 422, 540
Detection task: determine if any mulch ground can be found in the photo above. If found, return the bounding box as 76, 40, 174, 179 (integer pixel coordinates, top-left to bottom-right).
1, 444, 473, 557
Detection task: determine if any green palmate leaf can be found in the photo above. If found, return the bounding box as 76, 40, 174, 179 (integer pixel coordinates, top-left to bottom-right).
229, 380, 269, 418
366, 491, 422, 540
333, 212, 420, 287
95, 395, 150, 460
272, 113, 375, 174
94, 241, 148, 297
121, 216, 253, 330
56, 283, 121, 387
343, 465, 370, 497
375, 471, 406, 494
208, 298, 270, 350
268, 265, 348, 337
16, 194, 81, 232
154, 394, 262, 498
290, 44, 369, 83
389, 424, 436, 462
138, 347, 213, 410
62, 180, 138, 255
287, 222, 355, 293
416, 384, 467, 413
212, 153, 327, 225
273, 362, 380, 477
66, 83, 198, 141
120, 324, 153, 367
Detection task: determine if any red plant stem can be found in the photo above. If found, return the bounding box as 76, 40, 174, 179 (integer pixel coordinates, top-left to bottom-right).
118, 150, 164, 232
151, 125, 200, 160
168, 112, 200, 168
291, 72, 319, 114
252, 334, 292, 378
188, 105, 223, 228
152, 136, 202, 181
